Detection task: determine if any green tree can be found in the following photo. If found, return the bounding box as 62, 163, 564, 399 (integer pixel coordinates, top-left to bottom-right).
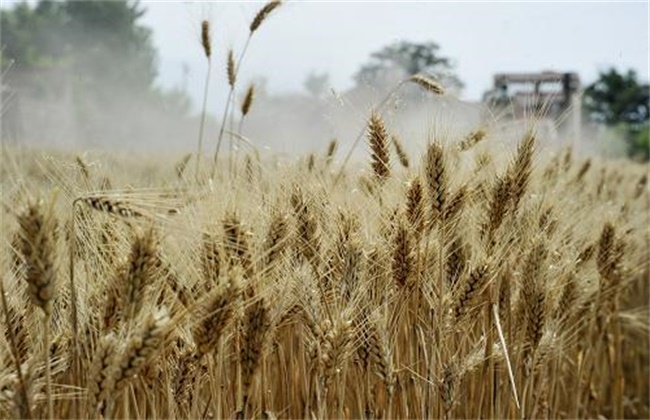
630, 128, 649, 160
64, 0, 157, 91
584, 69, 649, 125
1, 0, 191, 146
584, 68, 649, 161
354, 40, 463, 92
1, 0, 157, 91
0, 1, 68, 69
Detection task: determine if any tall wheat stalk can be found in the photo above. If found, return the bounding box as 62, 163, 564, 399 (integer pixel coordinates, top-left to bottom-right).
196, 20, 213, 181
212, 1, 282, 179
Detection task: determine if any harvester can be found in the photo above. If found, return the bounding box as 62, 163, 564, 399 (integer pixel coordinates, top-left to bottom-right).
483, 71, 582, 145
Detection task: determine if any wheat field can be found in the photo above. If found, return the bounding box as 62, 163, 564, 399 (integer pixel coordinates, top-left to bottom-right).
1, 117, 649, 419
1, 2, 649, 419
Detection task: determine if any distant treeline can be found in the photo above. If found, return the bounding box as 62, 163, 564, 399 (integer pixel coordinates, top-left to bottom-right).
1, 0, 192, 149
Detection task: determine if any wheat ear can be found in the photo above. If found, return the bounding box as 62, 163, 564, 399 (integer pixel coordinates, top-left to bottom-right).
17, 199, 57, 418
112, 308, 171, 393
120, 227, 159, 322
458, 128, 487, 151
424, 142, 447, 226
392, 135, 409, 168
241, 297, 273, 416
368, 112, 391, 183
409, 74, 445, 95
88, 333, 118, 416
250, 0, 282, 33
506, 130, 535, 214
193, 274, 241, 355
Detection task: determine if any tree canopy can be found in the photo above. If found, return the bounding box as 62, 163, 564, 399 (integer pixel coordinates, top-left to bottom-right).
584, 68, 649, 126
354, 40, 463, 92
584, 68, 649, 161
1, 0, 157, 92
1, 1, 68, 69
1, 0, 190, 147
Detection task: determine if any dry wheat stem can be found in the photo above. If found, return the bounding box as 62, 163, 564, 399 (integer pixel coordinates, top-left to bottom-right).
492, 303, 520, 410
196, 58, 212, 180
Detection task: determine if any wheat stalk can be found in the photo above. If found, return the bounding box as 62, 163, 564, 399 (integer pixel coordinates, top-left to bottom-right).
212, 1, 282, 179
196, 20, 213, 180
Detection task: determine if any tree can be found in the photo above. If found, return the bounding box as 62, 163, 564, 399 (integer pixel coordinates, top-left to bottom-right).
584, 69, 649, 125
64, 0, 157, 92
1, 0, 191, 147
304, 72, 329, 98
1, 0, 157, 92
630, 128, 649, 160
0, 1, 68, 70
354, 40, 463, 92
584, 68, 649, 161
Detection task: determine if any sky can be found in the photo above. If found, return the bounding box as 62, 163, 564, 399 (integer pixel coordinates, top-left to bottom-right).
139, 0, 650, 112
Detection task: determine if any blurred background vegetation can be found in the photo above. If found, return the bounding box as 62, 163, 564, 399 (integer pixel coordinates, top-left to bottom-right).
1, 0, 648, 160
1, 0, 193, 149
583, 69, 649, 161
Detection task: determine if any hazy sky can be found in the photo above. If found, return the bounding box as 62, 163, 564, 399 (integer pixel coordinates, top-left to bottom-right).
140, 1, 649, 112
